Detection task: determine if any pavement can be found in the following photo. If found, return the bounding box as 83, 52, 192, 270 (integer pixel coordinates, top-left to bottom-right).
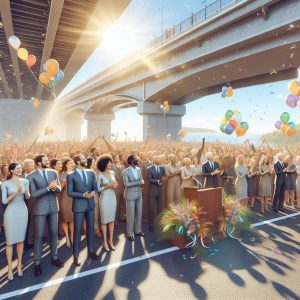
0, 204, 299, 300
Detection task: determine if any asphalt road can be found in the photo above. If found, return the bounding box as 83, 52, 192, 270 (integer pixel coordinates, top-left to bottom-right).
0, 205, 299, 300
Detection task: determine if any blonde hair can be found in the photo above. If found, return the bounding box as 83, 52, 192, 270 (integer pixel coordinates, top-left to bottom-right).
182, 157, 191, 166
235, 154, 244, 168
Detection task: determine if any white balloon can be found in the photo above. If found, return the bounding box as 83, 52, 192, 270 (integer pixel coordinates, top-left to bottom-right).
297, 99, 300, 108
160, 104, 164, 110
231, 112, 242, 124
8, 35, 20, 50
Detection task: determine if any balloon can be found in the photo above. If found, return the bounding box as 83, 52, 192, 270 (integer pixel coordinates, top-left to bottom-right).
54, 69, 64, 82
160, 104, 164, 110
286, 126, 296, 137
240, 121, 249, 130
220, 118, 227, 125
33, 98, 40, 108
288, 80, 299, 95
236, 126, 247, 137
39, 72, 50, 85
224, 124, 234, 135
46, 59, 59, 77
8, 35, 21, 50
285, 94, 298, 108
227, 90, 233, 97
42, 63, 47, 72
17, 48, 28, 60
27, 54, 36, 67
231, 111, 242, 124
221, 91, 227, 98
228, 119, 237, 130
280, 124, 289, 134
227, 86, 233, 97
220, 124, 226, 133
288, 121, 295, 128
163, 100, 169, 106
297, 99, 300, 108
274, 121, 282, 129
296, 87, 300, 97
280, 112, 290, 124
225, 110, 233, 120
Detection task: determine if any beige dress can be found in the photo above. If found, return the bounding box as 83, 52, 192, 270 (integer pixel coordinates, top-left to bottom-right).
181, 166, 196, 188
165, 163, 181, 204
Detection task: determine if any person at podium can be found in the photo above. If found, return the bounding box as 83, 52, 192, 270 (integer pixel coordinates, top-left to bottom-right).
202, 152, 221, 188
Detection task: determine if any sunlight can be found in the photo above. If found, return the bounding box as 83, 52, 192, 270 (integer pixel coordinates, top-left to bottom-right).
101, 21, 144, 60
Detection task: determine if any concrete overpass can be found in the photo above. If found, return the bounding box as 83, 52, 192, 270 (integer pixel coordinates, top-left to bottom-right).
56, 0, 300, 141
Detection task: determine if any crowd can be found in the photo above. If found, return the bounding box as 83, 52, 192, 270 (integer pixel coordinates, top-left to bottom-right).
1, 136, 300, 281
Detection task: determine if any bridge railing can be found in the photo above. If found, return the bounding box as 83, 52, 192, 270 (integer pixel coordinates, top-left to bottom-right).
149, 0, 238, 48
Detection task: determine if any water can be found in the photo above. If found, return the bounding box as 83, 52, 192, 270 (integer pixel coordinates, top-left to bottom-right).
183, 132, 262, 145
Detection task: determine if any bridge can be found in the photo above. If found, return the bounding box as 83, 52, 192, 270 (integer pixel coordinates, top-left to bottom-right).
0, 0, 130, 141
55, 0, 300, 141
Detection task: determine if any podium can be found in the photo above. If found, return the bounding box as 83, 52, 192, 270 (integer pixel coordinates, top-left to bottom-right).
184, 187, 223, 233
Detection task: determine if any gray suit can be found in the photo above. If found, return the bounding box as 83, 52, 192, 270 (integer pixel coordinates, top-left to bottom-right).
67, 169, 98, 258
147, 165, 165, 227
27, 169, 61, 263
123, 167, 143, 237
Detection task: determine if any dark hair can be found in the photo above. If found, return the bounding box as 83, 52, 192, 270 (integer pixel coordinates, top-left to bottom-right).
34, 154, 46, 165
1, 164, 8, 174
7, 162, 20, 180
50, 159, 60, 169
73, 154, 84, 166
62, 158, 72, 172
97, 155, 112, 172
127, 155, 135, 165
86, 157, 94, 169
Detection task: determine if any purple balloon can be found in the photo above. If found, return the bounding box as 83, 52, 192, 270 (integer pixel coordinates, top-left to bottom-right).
275, 121, 282, 129
285, 94, 298, 108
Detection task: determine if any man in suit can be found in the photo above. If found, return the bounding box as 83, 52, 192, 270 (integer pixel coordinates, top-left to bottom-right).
147, 155, 166, 232
273, 153, 287, 213
67, 154, 99, 266
27, 154, 64, 276
202, 152, 220, 188
123, 155, 145, 241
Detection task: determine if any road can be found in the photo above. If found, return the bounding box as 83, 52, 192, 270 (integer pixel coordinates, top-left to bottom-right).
0, 206, 299, 300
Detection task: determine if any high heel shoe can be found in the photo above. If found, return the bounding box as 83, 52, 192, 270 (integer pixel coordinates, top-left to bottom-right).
8, 274, 14, 281
17, 270, 23, 278
103, 243, 110, 252
108, 242, 115, 251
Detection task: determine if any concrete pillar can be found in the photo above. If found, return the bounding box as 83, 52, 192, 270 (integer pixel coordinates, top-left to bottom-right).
84, 112, 115, 139
137, 102, 186, 140
64, 117, 84, 140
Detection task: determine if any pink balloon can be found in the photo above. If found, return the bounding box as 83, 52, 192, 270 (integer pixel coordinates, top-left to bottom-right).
285, 94, 298, 108
275, 121, 282, 129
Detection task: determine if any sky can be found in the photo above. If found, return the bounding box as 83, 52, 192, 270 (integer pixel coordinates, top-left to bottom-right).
59, 0, 299, 141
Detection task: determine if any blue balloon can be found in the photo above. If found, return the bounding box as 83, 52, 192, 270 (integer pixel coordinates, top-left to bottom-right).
42, 63, 46, 72
222, 85, 228, 93
221, 91, 227, 98
224, 124, 234, 135
288, 122, 295, 128
55, 70, 64, 82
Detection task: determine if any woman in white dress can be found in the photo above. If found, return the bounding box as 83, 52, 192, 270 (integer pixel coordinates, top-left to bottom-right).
234, 154, 248, 206
2, 163, 30, 281
96, 155, 118, 252
296, 156, 300, 209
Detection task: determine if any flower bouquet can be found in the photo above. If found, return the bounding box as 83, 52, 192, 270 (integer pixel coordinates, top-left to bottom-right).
155, 199, 212, 250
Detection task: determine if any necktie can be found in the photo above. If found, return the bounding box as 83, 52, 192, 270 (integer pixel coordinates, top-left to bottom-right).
156, 166, 159, 176
82, 170, 87, 186
210, 162, 213, 170
42, 170, 48, 185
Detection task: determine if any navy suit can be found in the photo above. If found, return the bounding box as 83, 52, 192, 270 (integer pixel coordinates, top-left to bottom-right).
202, 161, 220, 187
272, 161, 287, 210
67, 169, 98, 258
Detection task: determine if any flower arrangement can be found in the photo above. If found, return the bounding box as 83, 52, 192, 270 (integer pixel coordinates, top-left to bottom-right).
155, 199, 212, 249
218, 194, 253, 239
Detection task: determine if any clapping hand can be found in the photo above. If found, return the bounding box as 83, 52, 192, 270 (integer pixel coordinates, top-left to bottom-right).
17, 184, 23, 194
48, 180, 57, 190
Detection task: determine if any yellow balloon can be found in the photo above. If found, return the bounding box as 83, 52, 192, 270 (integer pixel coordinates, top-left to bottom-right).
46, 59, 59, 77
220, 118, 227, 125
288, 80, 300, 95
17, 48, 28, 61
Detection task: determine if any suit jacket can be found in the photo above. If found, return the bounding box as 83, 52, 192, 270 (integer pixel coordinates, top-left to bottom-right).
274, 161, 287, 186
27, 169, 61, 216
67, 169, 98, 213
123, 167, 143, 201
147, 165, 165, 196
202, 161, 220, 187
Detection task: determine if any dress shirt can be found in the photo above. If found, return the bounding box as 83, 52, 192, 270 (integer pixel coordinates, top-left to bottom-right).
37, 168, 48, 181
76, 168, 88, 184
130, 166, 139, 180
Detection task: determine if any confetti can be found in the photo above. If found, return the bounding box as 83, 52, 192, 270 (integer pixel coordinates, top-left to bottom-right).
270, 69, 277, 75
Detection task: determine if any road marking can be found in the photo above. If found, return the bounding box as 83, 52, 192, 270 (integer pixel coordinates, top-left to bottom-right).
0, 212, 299, 299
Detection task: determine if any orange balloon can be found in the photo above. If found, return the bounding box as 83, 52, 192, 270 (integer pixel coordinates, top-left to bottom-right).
286, 126, 296, 137
33, 98, 40, 108
280, 124, 289, 135
296, 86, 300, 97
236, 126, 247, 137
39, 72, 49, 85
45, 59, 59, 77
27, 54, 36, 67
227, 86, 233, 97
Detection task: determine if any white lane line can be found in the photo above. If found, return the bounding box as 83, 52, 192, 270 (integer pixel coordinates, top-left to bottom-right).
251, 211, 300, 227
0, 212, 299, 299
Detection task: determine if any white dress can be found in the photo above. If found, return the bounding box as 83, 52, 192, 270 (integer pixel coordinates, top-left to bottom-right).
98, 171, 117, 224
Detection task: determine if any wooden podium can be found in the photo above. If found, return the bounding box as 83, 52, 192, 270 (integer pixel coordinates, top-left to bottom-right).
184, 187, 223, 233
